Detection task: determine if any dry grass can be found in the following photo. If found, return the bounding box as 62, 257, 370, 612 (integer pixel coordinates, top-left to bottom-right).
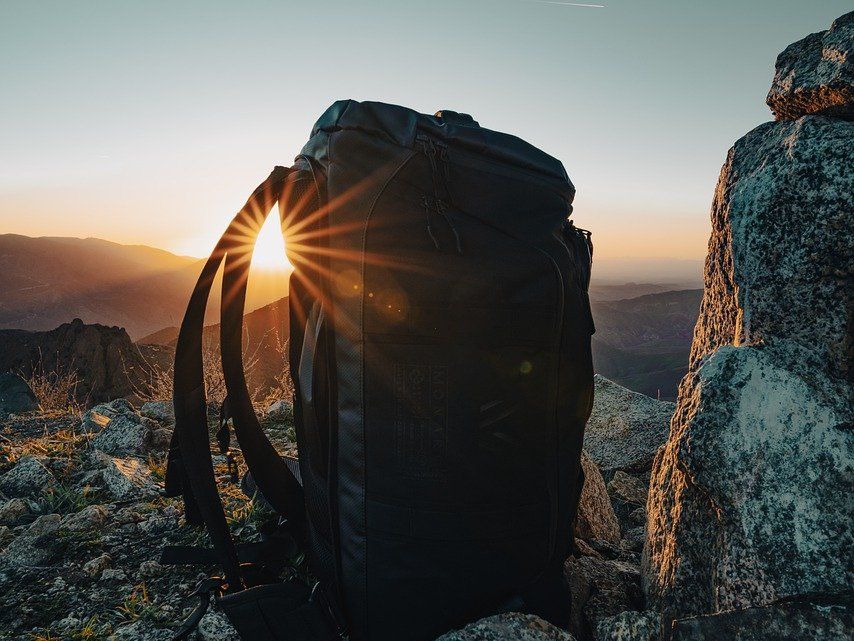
256, 367, 295, 408
134, 332, 294, 409
8, 427, 84, 459
135, 336, 230, 404
0, 425, 90, 477
21, 352, 82, 414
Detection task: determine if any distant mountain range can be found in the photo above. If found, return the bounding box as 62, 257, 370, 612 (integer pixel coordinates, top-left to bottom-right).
0, 235, 199, 339
0, 235, 287, 339
0, 234, 702, 400
591, 289, 702, 400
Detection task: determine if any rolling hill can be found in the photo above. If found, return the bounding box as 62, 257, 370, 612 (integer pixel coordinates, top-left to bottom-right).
590, 289, 702, 400
0, 235, 288, 339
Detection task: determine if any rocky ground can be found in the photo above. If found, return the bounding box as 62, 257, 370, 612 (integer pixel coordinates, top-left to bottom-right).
0, 376, 662, 641
0, 399, 297, 641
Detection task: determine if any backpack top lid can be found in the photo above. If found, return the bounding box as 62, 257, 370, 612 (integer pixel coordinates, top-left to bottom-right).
310, 99, 575, 203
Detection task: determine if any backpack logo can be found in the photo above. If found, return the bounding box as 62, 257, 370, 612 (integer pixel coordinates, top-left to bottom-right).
394, 363, 448, 479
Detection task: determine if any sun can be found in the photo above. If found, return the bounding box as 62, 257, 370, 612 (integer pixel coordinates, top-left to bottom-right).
251, 213, 293, 271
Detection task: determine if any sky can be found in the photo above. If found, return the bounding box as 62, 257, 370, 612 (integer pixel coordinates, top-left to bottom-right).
0, 1, 849, 269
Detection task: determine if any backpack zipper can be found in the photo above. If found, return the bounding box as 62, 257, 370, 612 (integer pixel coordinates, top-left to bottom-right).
416, 134, 462, 253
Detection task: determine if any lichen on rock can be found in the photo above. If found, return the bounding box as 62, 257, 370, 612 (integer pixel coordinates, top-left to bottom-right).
434, 613, 576, 640
86, 398, 159, 456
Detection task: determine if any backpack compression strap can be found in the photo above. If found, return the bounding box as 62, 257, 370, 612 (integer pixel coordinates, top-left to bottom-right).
165, 166, 295, 589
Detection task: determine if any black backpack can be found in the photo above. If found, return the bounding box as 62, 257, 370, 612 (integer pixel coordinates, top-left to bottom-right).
163, 100, 594, 641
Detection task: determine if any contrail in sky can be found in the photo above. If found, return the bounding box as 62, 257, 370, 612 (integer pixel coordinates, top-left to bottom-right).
519, 0, 606, 7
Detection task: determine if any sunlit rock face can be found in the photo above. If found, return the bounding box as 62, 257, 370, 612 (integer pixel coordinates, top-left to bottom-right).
644, 343, 852, 622
688, 115, 852, 381
643, 12, 854, 636
766, 11, 854, 121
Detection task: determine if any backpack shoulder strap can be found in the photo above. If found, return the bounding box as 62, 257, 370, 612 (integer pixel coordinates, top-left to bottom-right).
218, 168, 307, 524
165, 166, 293, 589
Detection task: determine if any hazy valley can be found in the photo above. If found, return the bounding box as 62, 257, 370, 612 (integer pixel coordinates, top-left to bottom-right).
0, 234, 701, 402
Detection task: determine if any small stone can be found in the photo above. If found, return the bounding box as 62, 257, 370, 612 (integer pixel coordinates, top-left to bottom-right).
573, 538, 603, 559
3, 513, 61, 567
139, 400, 174, 424
0, 456, 55, 497
198, 610, 241, 641
83, 553, 112, 576
100, 567, 126, 581
607, 472, 647, 506
138, 559, 162, 578
101, 456, 158, 500
0, 497, 31, 525
86, 399, 155, 456
265, 399, 294, 423
140, 514, 176, 534
150, 427, 171, 450
575, 452, 620, 542
55, 615, 82, 630
565, 555, 643, 641
435, 613, 576, 640
108, 621, 173, 641
61, 504, 109, 531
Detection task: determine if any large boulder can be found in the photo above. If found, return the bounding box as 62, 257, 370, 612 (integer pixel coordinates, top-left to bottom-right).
767, 11, 854, 121
574, 452, 620, 543
585, 376, 674, 478
670, 601, 852, 641
685, 115, 852, 381
0, 373, 39, 417
434, 613, 575, 641
645, 344, 852, 620
644, 19, 854, 638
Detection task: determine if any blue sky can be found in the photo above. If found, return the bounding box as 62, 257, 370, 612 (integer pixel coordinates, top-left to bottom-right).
0, 1, 848, 263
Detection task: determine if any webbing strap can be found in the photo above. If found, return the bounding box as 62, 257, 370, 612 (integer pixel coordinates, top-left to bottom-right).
165, 166, 293, 589
219, 170, 306, 524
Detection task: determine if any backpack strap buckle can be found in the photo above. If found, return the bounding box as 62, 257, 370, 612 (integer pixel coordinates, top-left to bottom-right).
170, 576, 227, 641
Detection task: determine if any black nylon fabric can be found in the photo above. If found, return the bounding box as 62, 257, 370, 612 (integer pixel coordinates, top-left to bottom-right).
310, 100, 573, 188
286, 100, 593, 641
